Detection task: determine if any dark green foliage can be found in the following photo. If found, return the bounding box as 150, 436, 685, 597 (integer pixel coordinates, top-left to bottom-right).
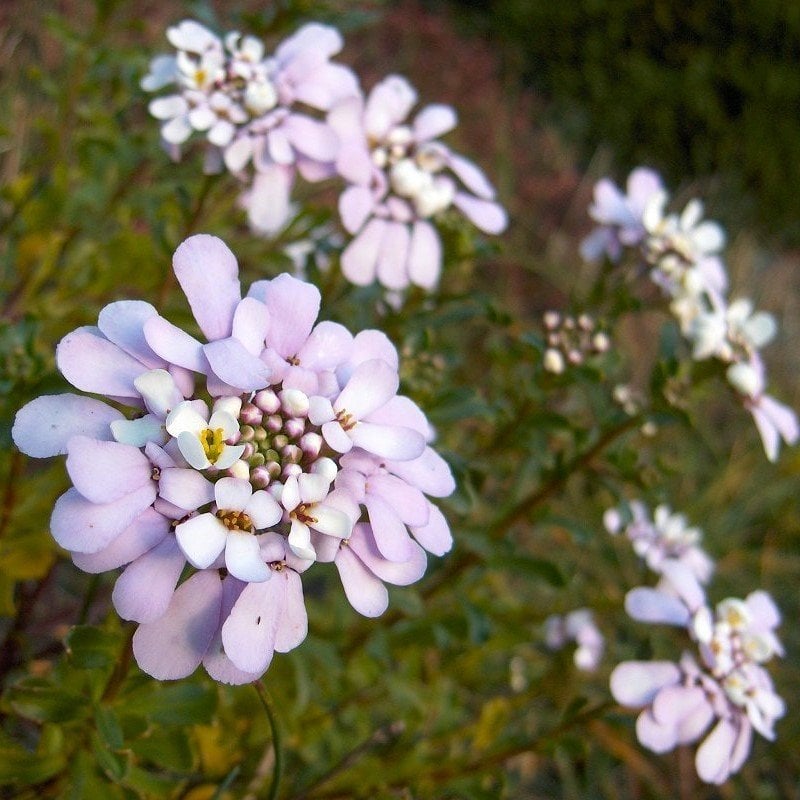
448, 0, 800, 243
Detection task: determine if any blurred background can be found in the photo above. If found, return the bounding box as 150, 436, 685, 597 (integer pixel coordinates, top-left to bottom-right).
0, 1, 798, 798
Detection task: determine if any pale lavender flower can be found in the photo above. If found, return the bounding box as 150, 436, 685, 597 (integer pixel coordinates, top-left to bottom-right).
133, 533, 311, 684
544, 608, 605, 672
248, 272, 353, 396
13, 233, 455, 682
726, 357, 799, 462
689, 297, 777, 362
144, 21, 358, 234
331, 74, 507, 290
307, 359, 427, 461
604, 500, 714, 584
580, 167, 663, 262
581, 168, 796, 462
612, 561, 785, 784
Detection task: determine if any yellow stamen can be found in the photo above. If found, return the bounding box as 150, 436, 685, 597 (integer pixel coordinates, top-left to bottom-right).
200, 427, 226, 464
216, 509, 254, 533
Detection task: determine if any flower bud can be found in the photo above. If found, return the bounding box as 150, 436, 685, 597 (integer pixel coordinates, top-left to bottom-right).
239, 402, 263, 426
265, 414, 283, 433
272, 434, 289, 450
228, 460, 250, 480
239, 425, 255, 442
281, 463, 302, 480
543, 349, 565, 374
253, 389, 280, 414
299, 432, 323, 459
280, 389, 309, 418
251, 465, 272, 489
284, 417, 305, 439
281, 444, 302, 463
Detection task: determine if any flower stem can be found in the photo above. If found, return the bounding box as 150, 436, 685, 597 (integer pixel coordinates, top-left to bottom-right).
254, 679, 283, 800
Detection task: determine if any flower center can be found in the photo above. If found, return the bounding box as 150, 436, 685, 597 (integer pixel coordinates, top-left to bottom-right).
235, 388, 329, 489
335, 409, 356, 431
291, 503, 317, 526
201, 427, 227, 464
216, 509, 254, 532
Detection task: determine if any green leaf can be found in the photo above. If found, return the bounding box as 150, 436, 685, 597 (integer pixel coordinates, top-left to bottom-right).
66, 625, 120, 670
130, 728, 194, 772
5, 678, 90, 723
122, 683, 217, 726
91, 731, 128, 782
121, 764, 187, 798
0, 725, 67, 786
66, 749, 124, 799
94, 706, 124, 750
488, 554, 565, 587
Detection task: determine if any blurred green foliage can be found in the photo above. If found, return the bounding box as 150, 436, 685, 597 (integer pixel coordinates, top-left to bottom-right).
448, 0, 800, 244
0, 1, 797, 798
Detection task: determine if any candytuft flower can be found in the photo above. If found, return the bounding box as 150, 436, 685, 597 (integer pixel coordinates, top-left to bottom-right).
604, 500, 714, 584
611, 561, 785, 784
13, 233, 455, 684
143, 21, 358, 235
544, 608, 605, 672
331, 74, 507, 290
581, 167, 796, 462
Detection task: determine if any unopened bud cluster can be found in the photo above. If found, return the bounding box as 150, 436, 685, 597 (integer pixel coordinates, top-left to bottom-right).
233, 388, 329, 488
542, 311, 610, 374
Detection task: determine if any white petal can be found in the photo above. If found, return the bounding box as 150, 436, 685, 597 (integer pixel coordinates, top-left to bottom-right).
288, 519, 316, 560
215, 477, 252, 512
176, 431, 211, 470
310, 503, 353, 540
225, 531, 271, 582
245, 491, 282, 530
175, 513, 227, 568
166, 402, 209, 436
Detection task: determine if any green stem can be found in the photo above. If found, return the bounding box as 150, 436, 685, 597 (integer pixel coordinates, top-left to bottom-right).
254, 679, 283, 800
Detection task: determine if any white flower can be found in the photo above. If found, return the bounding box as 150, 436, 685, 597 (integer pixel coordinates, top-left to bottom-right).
174, 477, 281, 581
278, 473, 354, 560
165, 399, 245, 470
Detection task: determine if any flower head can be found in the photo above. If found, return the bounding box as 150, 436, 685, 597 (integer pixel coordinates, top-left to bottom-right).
331, 74, 507, 290
612, 561, 785, 784
13, 234, 455, 684
143, 21, 358, 235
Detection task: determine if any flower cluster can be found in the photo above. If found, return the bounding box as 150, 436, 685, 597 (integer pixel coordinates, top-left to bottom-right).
541, 310, 610, 374
544, 608, 604, 672
12, 234, 454, 684
143, 22, 507, 291
611, 560, 785, 784
582, 168, 798, 461
142, 21, 358, 235
604, 500, 714, 584
331, 74, 507, 290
